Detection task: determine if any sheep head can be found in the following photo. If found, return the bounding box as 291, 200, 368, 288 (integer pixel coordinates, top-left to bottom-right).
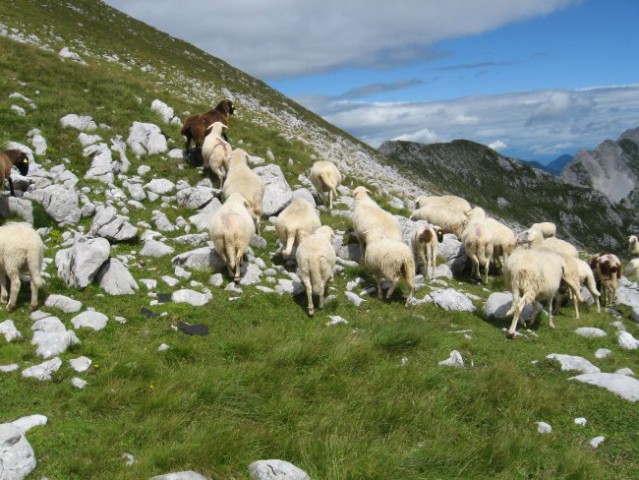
4, 149, 30, 176
352, 186, 371, 201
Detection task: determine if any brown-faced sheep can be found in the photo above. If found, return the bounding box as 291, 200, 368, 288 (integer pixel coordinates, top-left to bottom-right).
590, 253, 622, 308
0, 149, 30, 196
411, 224, 444, 280
180, 99, 235, 166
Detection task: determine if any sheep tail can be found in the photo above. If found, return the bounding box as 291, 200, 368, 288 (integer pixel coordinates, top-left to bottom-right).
27, 250, 44, 288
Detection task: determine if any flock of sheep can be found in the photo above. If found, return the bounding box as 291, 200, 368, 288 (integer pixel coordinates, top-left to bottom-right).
1, 97, 638, 340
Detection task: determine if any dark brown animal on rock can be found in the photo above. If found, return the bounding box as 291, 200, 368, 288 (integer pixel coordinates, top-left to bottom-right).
180, 99, 235, 167
589, 253, 622, 308
0, 149, 30, 196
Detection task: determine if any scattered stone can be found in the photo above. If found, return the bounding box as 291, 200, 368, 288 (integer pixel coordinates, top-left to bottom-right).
172, 289, 212, 306
595, 348, 612, 359
326, 316, 348, 326
344, 291, 366, 306
150, 471, 208, 480
0, 320, 22, 342
248, 459, 310, 480
430, 288, 476, 312
69, 356, 92, 372
570, 373, 639, 402
24, 184, 81, 224
89, 205, 138, 242
546, 354, 600, 374
589, 436, 605, 448
44, 294, 82, 313
141, 239, 175, 257
158, 343, 170, 352
127, 121, 168, 155
176, 187, 215, 210
32, 328, 80, 359
71, 311, 108, 331
22, 357, 62, 381
536, 422, 552, 434
617, 330, 639, 350
439, 350, 464, 367
0, 364, 19, 372
482, 291, 534, 321
72, 377, 87, 389
254, 164, 293, 216
574, 327, 607, 338
96, 258, 139, 295
0, 422, 37, 479
60, 113, 97, 131
574, 417, 587, 426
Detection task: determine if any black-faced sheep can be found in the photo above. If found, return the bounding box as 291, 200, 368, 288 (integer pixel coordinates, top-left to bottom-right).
296, 225, 337, 316
309, 160, 341, 209
589, 253, 622, 308
0, 222, 44, 311
0, 149, 30, 196
180, 99, 235, 166
208, 192, 255, 283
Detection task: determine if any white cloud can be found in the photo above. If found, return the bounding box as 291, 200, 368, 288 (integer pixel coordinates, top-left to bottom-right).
489, 140, 508, 151
103, 0, 580, 79
307, 84, 639, 159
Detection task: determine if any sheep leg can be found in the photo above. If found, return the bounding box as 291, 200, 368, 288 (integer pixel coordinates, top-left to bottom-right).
318, 282, 326, 310
0, 267, 7, 304
417, 250, 428, 278
328, 189, 333, 210
482, 259, 491, 284
283, 234, 295, 258
6, 270, 20, 312
386, 280, 397, 299
594, 294, 601, 314
507, 297, 527, 338
546, 298, 556, 329
303, 277, 315, 316
30, 278, 39, 311
375, 274, 383, 299
233, 252, 243, 284
8, 177, 16, 197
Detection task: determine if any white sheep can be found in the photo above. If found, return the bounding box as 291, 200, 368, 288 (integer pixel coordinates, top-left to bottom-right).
530, 222, 557, 238
411, 224, 443, 280
274, 197, 321, 257
309, 160, 341, 209
515, 227, 583, 318
414, 194, 471, 215
410, 204, 468, 238
0, 222, 44, 311
589, 253, 622, 308
504, 248, 567, 338
222, 148, 265, 233
364, 236, 415, 305
625, 258, 639, 285
295, 225, 337, 316
201, 121, 231, 188
576, 258, 601, 313
351, 186, 402, 259
629, 235, 639, 256
208, 192, 256, 283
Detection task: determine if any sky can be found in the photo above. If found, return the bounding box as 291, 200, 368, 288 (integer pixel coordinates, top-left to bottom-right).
104, 0, 639, 163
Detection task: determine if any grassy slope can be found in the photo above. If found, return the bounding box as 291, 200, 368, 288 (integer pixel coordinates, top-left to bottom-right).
1, 1, 638, 479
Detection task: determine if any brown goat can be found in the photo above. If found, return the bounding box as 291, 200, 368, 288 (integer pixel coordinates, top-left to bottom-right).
0, 149, 30, 196
180, 99, 235, 166
589, 253, 622, 308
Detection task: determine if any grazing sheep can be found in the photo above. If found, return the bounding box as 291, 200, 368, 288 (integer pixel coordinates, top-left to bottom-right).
411, 224, 444, 280
484, 217, 516, 268
208, 192, 255, 283
0, 222, 44, 311
515, 226, 583, 318
504, 248, 567, 338
296, 225, 337, 316
274, 197, 321, 257
629, 235, 639, 256
516, 227, 578, 258
223, 148, 265, 234
309, 160, 341, 209
0, 149, 30, 196
530, 222, 557, 238
351, 186, 402, 259
201, 121, 231, 188
364, 236, 415, 305
590, 253, 622, 308
576, 258, 601, 313
180, 99, 235, 166
414, 194, 471, 215
410, 204, 468, 238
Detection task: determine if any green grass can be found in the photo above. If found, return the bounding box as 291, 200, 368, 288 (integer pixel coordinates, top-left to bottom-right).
1, 2, 639, 479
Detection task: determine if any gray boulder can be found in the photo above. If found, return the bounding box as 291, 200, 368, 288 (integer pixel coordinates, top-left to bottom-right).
176, 187, 216, 210
248, 459, 310, 480
254, 164, 293, 216
44, 294, 82, 313
189, 198, 222, 232
89, 205, 138, 242
71, 311, 108, 331
127, 122, 168, 155
141, 239, 175, 257
149, 472, 208, 480
96, 258, 139, 295
172, 247, 226, 272
24, 184, 81, 224
83, 143, 115, 184
428, 288, 476, 312
0, 422, 37, 480
56, 237, 111, 288
0, 196, 33, 224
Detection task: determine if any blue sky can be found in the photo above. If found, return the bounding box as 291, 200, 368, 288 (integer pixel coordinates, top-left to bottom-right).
104, 0, 639, 163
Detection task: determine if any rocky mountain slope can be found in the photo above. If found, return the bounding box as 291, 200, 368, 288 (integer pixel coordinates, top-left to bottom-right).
379, 139, 636, 250
561, 127, 639, 205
